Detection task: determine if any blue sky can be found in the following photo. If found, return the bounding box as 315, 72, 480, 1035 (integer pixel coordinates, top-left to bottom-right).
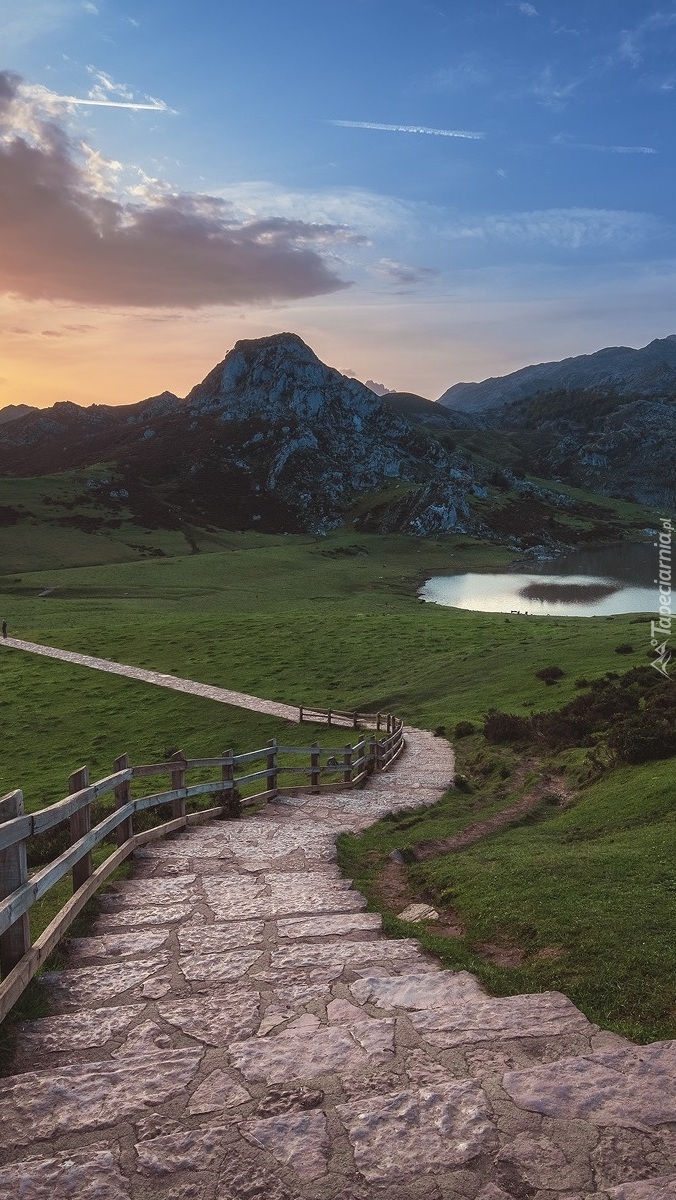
1, 0, 675, 406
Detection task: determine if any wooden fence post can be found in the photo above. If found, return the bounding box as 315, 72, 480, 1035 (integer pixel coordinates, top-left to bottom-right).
170, 751, 187, 821
327, 709, 332, 727
376, 712, 382, 732
68, 766, 92, 893
343, 744, 353, 785
367, 737, 377, 776
220, 748, 240, 818
353, 711, 358, 729
310, 742, 320, 788
0, 790, 30, 978
266, 739, 278, 795
113, 754, 133, 847
299, 705, 304, 724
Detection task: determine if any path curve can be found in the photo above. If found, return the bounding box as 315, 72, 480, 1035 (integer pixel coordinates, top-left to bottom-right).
1, 643, 676, 1196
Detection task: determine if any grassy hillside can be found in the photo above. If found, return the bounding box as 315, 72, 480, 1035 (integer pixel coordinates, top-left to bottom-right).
0, 512, 672, 1043
0, 530, 652, 729
338, 752, 676, 1043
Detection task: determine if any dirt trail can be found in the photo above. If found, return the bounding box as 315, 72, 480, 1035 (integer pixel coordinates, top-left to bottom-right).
413, 763, 572, 861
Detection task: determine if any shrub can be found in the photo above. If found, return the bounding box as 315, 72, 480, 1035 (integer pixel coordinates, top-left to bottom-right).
615, 643, 634, 654
433, 725, 447, 737
609, 714, 676, 764
575, 678, 590, 688
454, 720, 475, 738
536, 666, 564, 683
483, 709, 530, 743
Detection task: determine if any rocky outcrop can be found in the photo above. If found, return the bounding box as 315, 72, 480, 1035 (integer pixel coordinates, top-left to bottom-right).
0, 334, 472, 534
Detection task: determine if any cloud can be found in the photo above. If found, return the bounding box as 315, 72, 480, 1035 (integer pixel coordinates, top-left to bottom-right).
329, 119, 486, 140
529, 67, 581, 109
0, 72, 355, 309
616, 11, 676, 68
21, 75, 175, 114
364, 380, 392, 395
517, 3, 538, 15
423, 57, 490, 93
214, 180, 422, 240
374, 259, 441, 287
449, 208, 662, 249
554, 138, 657, 155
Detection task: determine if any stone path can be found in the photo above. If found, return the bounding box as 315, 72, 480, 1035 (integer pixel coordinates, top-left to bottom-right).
1, 637, 301, 721
1, 728, 676, 1199
1, 643, 676, 1197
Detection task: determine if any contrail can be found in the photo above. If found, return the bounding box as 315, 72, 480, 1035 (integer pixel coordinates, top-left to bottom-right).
329, 119, 485, 140
52, 95, 172, 111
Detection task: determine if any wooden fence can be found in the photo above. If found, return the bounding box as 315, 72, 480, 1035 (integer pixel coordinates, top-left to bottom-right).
0, 708, 404, 1022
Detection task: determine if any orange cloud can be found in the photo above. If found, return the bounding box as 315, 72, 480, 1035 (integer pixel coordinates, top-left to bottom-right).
0, 71, 357, 308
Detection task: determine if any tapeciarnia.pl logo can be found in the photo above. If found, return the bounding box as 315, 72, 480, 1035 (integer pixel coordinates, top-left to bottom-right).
651, 517, 673, 679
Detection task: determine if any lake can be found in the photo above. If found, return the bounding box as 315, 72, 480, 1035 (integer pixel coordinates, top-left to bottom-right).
420, 542, 659, 617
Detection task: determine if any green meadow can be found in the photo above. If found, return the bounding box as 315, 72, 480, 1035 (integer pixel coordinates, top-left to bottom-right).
0, 516, 673, 1042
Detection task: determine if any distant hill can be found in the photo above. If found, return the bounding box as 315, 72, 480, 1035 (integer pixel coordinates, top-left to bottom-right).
382, 391, 460, 430
438, 335, 676, 412
0, 334, 474, 535
0, 404, 36, 426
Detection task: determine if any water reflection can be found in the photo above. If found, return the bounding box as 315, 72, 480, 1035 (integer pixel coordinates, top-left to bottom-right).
519, 581, 619, 605
420, 553, 657, 617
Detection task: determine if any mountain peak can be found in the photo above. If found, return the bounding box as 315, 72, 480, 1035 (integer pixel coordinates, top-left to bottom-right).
186, 331, 377, 423
231, 332, 318, 360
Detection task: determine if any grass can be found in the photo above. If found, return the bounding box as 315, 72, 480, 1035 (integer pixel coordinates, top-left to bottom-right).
0, 648, 354, 813
0, 513, 673, 1043
0, 531, 653, 734
338, 743, 676, 1043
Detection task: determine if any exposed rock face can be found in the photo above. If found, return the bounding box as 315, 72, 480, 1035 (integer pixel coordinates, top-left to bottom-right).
182, 333, 460, 530
0, 333, 472, 534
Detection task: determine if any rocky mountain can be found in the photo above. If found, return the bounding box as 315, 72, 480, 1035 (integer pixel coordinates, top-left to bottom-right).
0, 334, 475, 535
434, 336, 676, 508
0, 403, 36, 426
438, 335, 676, 412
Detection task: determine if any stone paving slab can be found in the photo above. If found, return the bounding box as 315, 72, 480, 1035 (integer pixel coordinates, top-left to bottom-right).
2, 696, 676, 1198
0, 1144, 131, 1200
0, 1049, 203, 1147
502, 1041, 676, 1130
410, 991, 596, 1048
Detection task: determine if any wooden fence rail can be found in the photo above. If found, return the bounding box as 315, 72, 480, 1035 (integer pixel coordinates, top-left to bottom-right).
0, 706, 404, 1022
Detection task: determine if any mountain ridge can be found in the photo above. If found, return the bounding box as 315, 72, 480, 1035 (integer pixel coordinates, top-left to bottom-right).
438, 335, 676, 411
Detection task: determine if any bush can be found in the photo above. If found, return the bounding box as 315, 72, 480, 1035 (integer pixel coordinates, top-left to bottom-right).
433, 725, 447, 737
615, 643, 634, 654
575, 678, 590, 688
483, 709, 530, 743
454, 720, 475, 738
609, 714, 676, 764
536, 666, 565, 683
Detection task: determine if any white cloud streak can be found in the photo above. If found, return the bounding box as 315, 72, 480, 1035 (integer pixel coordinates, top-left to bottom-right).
553, 136, 658, 155
41, 94, 172, 111
19, 73, 175, 115
329, 119, 486, 140
449, 208, 662, 249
